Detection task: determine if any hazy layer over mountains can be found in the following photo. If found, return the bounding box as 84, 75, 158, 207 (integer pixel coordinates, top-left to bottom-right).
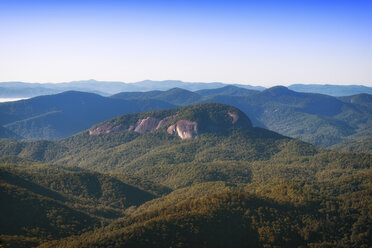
1, 80, 371, 98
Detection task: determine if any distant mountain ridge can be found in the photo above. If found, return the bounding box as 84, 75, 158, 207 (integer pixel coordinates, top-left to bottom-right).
1, 80, 370, 99
288, 84, 372, 96
0, 80, 264, 98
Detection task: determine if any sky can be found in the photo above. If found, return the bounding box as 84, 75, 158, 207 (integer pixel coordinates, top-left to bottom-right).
0, 0, 371, 87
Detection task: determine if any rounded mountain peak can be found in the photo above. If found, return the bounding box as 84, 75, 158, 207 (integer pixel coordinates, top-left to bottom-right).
89, 103, 252, 139
262, 86, 296, 97
174, 103, 252, 131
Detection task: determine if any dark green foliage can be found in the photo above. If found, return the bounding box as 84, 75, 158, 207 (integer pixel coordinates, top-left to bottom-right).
0, 179, 99, 240
0, 164, 159, 247
0, 102, 371, 247
39, 185, 372, 248
331, 136, 372, 153
172, 103, 252, 131
0, 139, 68, 161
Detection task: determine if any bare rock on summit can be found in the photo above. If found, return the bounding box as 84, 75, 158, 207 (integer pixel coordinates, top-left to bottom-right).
89, 103, 253, 139
156, 115, 176, 129
167, 120, 198, 140
134, 117, 161, 133
90, 115, 175, 135
89, 121, 127, 135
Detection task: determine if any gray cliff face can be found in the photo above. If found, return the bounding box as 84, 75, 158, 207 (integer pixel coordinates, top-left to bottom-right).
227, 112, 239, 124
89, 115, 198, 140
134, 117, 162, 133
167, 120, 198, 140
89, 121, 126, 135
89, 115, 175, 135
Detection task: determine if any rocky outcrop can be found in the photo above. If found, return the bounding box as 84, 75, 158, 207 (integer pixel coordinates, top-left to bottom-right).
167, 120, 198, 140
156, 116, 175, 129
228, 112, 239, 124
90, 115, 175, 135
134, 117, 161, 133
89, 121, 127, 135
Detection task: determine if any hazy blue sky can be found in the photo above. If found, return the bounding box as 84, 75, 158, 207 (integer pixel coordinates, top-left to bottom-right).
0, 0, 371, 86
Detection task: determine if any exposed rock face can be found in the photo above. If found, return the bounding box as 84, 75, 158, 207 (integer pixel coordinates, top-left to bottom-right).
89, 121, 127, 135
228, 112, 239, 124
134, 117, 161, 133
89, 104, 251, 139
90, 115, 175, 135
156, 115, 175, 129
167, 120, 198, 140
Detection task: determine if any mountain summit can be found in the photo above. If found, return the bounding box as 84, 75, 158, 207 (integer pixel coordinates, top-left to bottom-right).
89, 103, 253, 139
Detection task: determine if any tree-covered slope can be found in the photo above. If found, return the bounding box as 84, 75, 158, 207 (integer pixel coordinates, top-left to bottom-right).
0, 102, 371, 247
0, 126, 21, 139
331, 136, 372, 153
0, 162, 161, 247
0, 168, 100, 247
339, 93, 372, 108
39, 181, 372, 248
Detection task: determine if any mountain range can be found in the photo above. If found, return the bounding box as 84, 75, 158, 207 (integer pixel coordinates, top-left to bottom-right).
0, 103, 371, 247
0, 80, 264, 98
1, 80, 371, 99
1, 85, 371, 149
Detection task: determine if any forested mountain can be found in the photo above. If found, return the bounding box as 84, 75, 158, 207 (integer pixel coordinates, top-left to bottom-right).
0, 103, 371, 247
